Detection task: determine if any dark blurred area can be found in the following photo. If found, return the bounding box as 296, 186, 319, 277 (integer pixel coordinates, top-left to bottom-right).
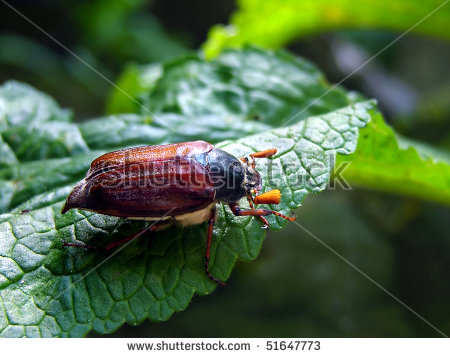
1, 0, 449, 337
0, 0, 234, 118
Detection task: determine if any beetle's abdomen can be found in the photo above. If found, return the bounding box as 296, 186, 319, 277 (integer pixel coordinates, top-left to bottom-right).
62, 144, 217, 218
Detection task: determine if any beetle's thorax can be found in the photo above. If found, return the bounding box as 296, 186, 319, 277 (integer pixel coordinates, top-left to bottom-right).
205, 148, 262, 204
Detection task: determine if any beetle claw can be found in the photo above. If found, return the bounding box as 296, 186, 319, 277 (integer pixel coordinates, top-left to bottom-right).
261, 223, 270, 230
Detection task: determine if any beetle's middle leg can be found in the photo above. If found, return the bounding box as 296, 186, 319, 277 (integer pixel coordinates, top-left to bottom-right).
228, 203, 296, 222
204, 207, 225, 286
63, 220, 173, 251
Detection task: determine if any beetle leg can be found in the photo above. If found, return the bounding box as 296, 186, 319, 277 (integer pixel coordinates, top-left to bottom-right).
63, 220, 172, 251
229, 203, 296, 222
103, 222, 167, 251
204, 207, 225, 286
246, 194, 269, 229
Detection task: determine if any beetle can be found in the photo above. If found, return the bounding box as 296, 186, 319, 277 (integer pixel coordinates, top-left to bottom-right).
62, 140, 295, 285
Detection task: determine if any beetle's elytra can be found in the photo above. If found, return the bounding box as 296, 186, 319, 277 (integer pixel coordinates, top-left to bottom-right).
62, 140, 295, 285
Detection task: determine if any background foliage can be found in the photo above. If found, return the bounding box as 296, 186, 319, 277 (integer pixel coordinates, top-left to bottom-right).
203, 0, 450, 58
0, 0, 449, 337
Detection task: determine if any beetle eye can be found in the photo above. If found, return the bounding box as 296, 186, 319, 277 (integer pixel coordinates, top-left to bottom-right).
240, 156, 249, 165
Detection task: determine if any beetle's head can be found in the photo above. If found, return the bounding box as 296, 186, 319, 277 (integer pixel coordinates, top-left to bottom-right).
241, 148, 277, 195
244, 165, 262, 194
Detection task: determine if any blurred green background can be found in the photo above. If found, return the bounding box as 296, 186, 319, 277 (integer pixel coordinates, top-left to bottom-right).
1, 0, 449, 337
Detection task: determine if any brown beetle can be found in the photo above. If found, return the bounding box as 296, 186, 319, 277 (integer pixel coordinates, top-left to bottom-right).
62, 140, 295, 285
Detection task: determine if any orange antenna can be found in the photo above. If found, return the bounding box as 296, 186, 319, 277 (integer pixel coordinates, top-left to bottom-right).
250, 148, 277, 159
254, 189, 281, 205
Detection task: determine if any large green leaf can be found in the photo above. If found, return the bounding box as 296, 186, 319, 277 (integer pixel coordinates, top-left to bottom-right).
203, 0, 450, 58
107, 48, 355, 128
0, 48, 376, 337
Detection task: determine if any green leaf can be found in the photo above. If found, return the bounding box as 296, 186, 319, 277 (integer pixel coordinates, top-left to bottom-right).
203, 0, 450, 58
337, 112, 450, 205
0, 81, 72, 131
0, 48, 378, 337
108, 48, 356, 129
0, 106, 373, 337
106, 63, 163, 115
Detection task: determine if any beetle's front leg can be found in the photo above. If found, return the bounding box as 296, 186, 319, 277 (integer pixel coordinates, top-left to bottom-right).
246, 194, 270, 229
228, 203, 296, 222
